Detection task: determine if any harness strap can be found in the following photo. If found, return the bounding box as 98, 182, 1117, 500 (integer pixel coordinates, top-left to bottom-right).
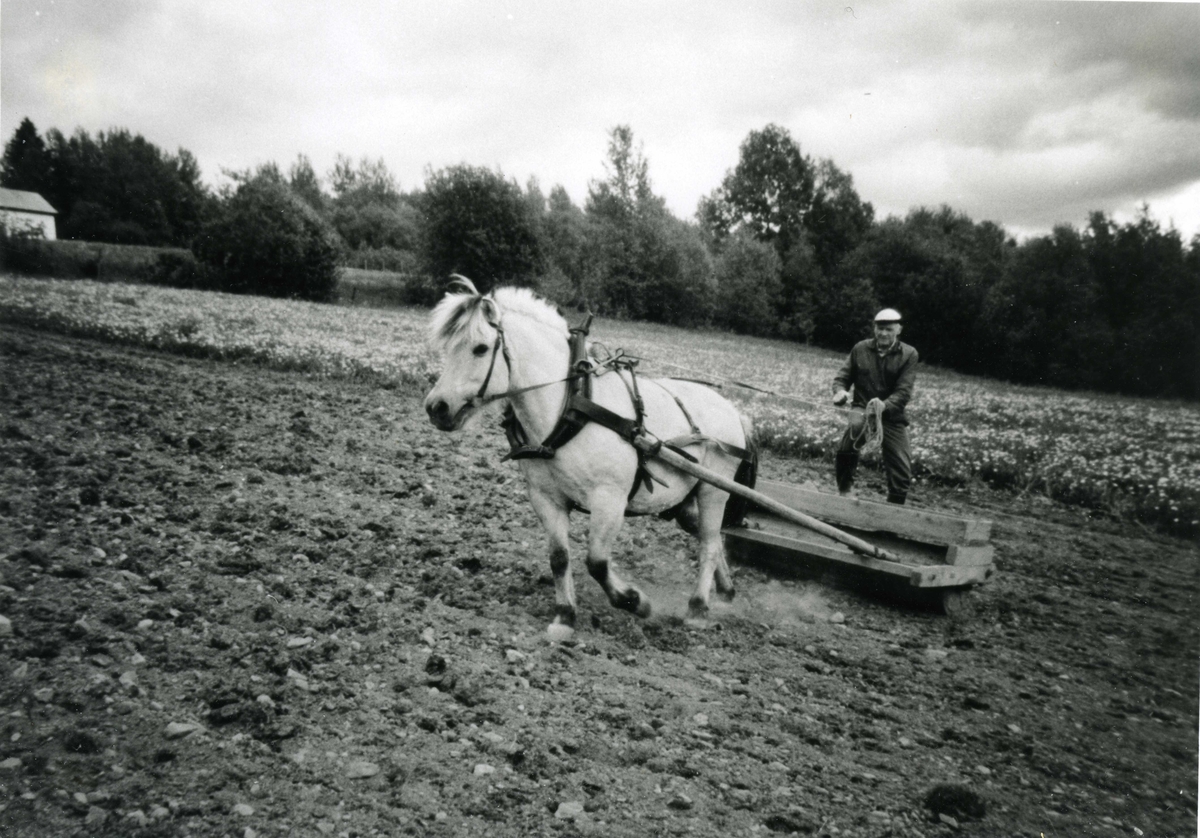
565, 394, 661, 499
501, 316, 595, 462
499, 315, 751, 504
668, 391, 702, 435
612, 365, 656, 498
654, 379, 751, 462
660, 433, 751, 462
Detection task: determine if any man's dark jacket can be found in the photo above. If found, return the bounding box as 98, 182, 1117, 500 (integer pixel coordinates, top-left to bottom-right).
832, 339, 919, 425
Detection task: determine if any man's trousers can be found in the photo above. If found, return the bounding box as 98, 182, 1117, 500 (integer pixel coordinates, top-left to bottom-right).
835, 413, 912, 504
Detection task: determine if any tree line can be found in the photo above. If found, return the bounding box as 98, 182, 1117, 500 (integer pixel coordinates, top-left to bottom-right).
3, 117, 1197, 399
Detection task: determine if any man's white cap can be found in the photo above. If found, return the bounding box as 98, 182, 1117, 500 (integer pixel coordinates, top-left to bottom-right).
874, 308, 902, 323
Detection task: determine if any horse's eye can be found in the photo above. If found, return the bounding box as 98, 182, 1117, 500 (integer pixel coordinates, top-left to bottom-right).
472, 344, 490, 357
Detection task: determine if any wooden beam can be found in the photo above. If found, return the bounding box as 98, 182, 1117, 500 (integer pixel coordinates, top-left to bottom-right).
908, 564, 994, 588
737, 511, 948, 566
725, 527, 994, 590
752, 480, 993, 546
722, 527, 917, 580
637, 438, 903, 562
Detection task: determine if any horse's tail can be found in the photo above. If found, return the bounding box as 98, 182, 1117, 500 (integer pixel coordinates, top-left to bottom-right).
722, 413, 759, 528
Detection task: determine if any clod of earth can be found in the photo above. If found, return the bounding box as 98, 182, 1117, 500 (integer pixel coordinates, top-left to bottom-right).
0, 328, 1194, 838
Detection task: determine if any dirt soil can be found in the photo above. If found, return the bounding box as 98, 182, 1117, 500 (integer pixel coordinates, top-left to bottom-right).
1, 326, 1196, 838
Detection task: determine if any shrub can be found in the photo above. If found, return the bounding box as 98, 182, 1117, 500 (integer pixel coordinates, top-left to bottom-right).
150, 250, 207, 289
643, 216, 716, 327
193, 177, 343, 301
421, 164, 543, 291
331, 202, 422, 252
394, 271, 452, 307
0, 226, 199, 285
713, 232, 782, 336
95, 243, 188, 283
807, 270, 878, 350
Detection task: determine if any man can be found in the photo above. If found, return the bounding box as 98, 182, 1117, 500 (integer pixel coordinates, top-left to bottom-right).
831, 308, 919, 504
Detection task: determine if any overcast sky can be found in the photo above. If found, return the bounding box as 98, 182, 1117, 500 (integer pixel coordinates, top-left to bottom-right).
4, 0, 1199, 240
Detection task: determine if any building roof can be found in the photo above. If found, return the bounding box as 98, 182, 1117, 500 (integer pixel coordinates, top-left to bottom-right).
0, 187, 57, 215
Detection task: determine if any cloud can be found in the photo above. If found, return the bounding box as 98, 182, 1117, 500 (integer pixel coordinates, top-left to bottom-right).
2, 0, 1197, 237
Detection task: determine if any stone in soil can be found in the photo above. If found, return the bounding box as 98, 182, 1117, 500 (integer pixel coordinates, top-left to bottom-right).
555, 801, 585, 820
165, 722, 202, 739
346, 760, 380, 779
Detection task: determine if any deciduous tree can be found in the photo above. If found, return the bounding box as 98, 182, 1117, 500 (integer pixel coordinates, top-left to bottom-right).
420, 164, 542, 293
698, 124, 814, 258
193, 173, 342, 301
584, 125, 713, 324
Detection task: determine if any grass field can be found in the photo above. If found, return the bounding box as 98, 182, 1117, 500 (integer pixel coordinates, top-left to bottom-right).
2, 274, 1196, 535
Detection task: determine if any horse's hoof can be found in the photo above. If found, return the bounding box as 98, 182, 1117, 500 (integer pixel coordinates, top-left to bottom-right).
634, 595, 652, 620
716, 588, 736, 604
545, 623, 574, 643
687, 595, 710, 620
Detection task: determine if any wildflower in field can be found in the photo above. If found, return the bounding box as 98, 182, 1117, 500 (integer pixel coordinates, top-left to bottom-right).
2, 275, 1197, 534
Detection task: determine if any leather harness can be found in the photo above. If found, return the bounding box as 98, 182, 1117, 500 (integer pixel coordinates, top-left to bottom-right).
497, 314, 752, 505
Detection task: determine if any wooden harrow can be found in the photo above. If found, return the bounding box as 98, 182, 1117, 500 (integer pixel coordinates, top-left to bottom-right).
635, 439, 995, 615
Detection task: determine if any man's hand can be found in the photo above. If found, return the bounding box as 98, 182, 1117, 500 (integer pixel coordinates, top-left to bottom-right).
866, 397, 885, 414
833, 389, 851, 406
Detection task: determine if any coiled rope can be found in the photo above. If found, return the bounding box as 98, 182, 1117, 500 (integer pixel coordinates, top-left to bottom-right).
849, 398, 885, 455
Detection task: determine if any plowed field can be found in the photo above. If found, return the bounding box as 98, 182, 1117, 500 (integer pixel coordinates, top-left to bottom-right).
1, 326, 1196, 837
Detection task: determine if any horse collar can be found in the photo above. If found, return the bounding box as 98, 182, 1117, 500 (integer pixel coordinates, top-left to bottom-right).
501, 317, 592, 462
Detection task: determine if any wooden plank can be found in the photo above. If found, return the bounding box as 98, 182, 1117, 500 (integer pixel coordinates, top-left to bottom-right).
945, 544, 994, 567
725, 521, 995, 589
752, 480, 993, 546
908, 564, 994, 588
723, 526, 918, 581
738, 511, 947, 567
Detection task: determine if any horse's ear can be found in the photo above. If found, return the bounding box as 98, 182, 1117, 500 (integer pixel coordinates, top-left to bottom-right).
480, 296, 500, 326
448, 274, 478, 296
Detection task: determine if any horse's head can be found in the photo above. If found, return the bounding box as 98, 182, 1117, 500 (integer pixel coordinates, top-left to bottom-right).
424, 276, 510, 431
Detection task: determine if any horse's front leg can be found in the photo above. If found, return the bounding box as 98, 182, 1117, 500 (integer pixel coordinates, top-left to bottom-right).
527, 487, 576, 641
586, 487, 652, 619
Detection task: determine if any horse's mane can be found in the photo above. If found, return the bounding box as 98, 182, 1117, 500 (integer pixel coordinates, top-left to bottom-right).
429, 276, 567, 350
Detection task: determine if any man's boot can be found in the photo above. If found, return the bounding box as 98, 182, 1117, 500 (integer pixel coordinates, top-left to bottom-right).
836, 452, 858, 497
887, 493, 906, 505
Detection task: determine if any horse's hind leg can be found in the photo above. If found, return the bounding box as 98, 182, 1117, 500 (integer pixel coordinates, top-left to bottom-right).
688, 484, 735, 618
586, 488, 652, 619
528, 489, 576, 641
713, 550, 736, 603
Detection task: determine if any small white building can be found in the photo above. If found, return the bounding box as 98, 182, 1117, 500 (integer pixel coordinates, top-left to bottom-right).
0, 187, 58, 239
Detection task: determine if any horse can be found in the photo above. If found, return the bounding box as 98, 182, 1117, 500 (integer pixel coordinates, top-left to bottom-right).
423, 277, 757, 641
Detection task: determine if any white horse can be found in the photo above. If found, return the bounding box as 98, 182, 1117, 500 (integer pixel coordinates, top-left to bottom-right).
423, 278, 756, 640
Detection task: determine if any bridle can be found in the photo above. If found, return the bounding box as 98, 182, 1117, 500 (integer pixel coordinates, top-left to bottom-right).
465, 299, 590, 411
470, 303, 510, 408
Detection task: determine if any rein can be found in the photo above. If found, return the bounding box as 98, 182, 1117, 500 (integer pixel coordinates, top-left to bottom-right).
631, 357, 861, 418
